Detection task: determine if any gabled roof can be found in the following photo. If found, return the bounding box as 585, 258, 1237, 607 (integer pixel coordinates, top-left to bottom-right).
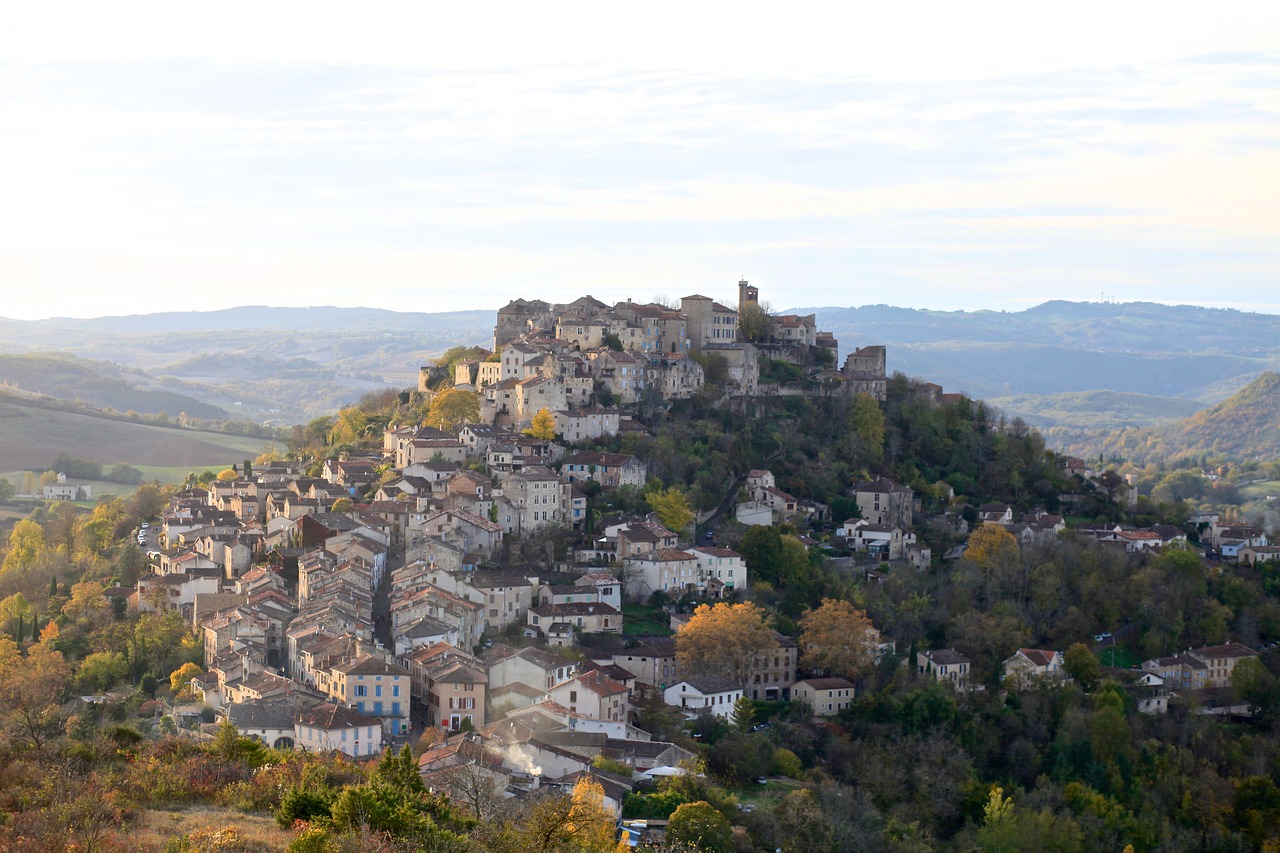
1015, 649, 1060, 667
671, 675, 742, 695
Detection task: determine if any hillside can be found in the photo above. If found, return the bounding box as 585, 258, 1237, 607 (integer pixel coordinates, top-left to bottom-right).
987, 390, 1205, 431
1047, 372, 1280, 463
0, 390, 272, 483
1168, 371, 1280, 459
0, 307, 495, 421
0, 353, 227, 420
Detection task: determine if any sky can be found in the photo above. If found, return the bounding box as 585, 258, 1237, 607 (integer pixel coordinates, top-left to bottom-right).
1, 2, 1277, 320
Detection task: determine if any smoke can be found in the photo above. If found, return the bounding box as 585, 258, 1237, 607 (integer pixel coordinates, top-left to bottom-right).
1262, 508, 1278, 536
503, 742, 542, 776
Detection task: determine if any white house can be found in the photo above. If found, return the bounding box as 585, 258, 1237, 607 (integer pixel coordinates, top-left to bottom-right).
663, 677, 743, 718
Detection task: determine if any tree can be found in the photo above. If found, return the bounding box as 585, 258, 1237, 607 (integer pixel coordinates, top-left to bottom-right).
77, 651, 129, 692
170, 661, 206, 697
965, 524, 1019, 570
799, 598, 879, 678
425, 388, 481, 431
647, 486, 694, 532
1062, 642, 1100, 691
667, 801, 732, 853
216, 468, 238, 482
847, 392, 885, 463
676, 602, 777, 685
62, 581, 111, 629
527, 407, 557, 440
0, 593, 34, 640
0, 476, 13, 504
494, 777, 617, 853
1232, 657, 1279, 721
730, 695, 756, 733
21, 471, 37, 495
738, 302, 772, 343
2, 520, 45, 576
0, 636, 73, 748
330, 496, 354, 513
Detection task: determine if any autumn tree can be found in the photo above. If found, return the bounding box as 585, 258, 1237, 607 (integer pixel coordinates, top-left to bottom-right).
798, 598, 880, 678
216, 468, 238, 482
667, 800, 733, 853
170, 661, 206, 697
482, 777, 616, 853
965, 524, 1019, 569
963, 523, 1021, 608
2, 519, 45, 577
527, 407, 557, 440
0, 593, 34, 640
647, 486, 694, 533
426, 388, 481, 432
62, 581, 110, 629
676, 602, 777, 685
0, 635, 73, 748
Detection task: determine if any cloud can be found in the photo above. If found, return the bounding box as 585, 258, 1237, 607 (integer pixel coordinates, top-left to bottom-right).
0, 8, 1277, 320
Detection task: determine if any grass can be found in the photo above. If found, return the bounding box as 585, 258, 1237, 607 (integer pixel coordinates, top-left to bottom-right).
623, 602, 673, 635
1099, 645, 1140, 669
132, 805, 295, 852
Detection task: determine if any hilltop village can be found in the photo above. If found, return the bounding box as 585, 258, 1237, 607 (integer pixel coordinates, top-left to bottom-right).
11, 282, 1279, 850
423, 281, 889, 421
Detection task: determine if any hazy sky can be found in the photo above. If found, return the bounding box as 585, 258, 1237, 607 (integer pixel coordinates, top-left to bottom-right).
1, 2, 1277, 320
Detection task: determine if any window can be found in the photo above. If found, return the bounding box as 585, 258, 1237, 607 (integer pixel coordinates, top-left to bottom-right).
354, 685, 367, 697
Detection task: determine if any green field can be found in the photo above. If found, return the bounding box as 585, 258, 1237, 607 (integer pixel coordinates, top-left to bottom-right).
623, 603, 673, 635
1099, 646, 1140, 669
0, 396, 272, 487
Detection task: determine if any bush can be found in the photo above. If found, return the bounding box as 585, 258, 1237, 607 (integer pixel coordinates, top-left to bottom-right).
771, 748, 803, 779
276, 787, 336, 828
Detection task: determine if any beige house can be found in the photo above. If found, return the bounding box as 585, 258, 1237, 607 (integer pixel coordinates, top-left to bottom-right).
680, 294, 738, 349
852, 478, 914, 531
553, 407, 623, 442
1001, 649, 1065, 686
527, 602, 622, 636
625, 549, 698, 599
328, 655, 411, 736
791, 677, 856, 716
611, 638, 679, 690
919, 649, 970, 689
547, 670, 631, 723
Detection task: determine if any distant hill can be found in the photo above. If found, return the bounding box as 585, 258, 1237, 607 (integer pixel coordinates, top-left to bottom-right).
0, 390, 271, 481
0, 307, 496, 422
2, 300, 1278, 458
1168, 372, 1280, 459
0, 353, 227, 420
987, 390, 1205, 431
1046, 372, 1280, 463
